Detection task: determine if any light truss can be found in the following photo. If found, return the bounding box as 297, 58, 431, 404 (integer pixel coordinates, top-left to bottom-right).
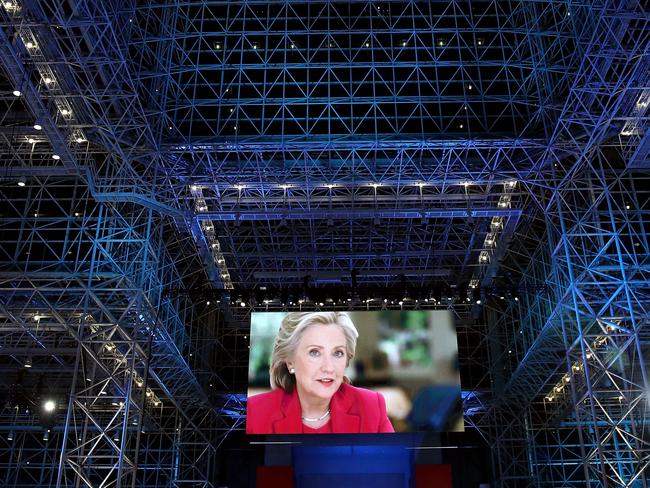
483, 0, 650, 484
0, 179, 218, 487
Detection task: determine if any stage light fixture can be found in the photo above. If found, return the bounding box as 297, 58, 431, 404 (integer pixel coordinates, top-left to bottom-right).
52, 154, 60, 160
24, 356, 32, 368
34, 123, 42, 130
12, 89, 21, 96
17, 176, 26, 187
43, 400, 56, 412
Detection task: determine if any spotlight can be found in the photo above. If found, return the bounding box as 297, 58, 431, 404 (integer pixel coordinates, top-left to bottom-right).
34, 123, 42, 130
12, 89, 21, 97
17, 176, 26, 187
43, 400, 56, 412
52, 154, 60, 160
24, 356, 32, 368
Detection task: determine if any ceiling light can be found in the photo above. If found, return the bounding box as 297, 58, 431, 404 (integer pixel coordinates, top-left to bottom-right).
52, 154, 60, 160
33, 123, 42, 130
12, 89, 21, 96
43, 400, 56, 412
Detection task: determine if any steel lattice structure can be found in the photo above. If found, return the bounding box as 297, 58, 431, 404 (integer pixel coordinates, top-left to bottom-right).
0, 0, 649, 487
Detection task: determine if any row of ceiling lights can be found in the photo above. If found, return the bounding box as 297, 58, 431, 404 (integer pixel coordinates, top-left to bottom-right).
190, 180, 518, 192
213, 39, 486, 50
7, 4, 87, 169
544, 325, 621, 403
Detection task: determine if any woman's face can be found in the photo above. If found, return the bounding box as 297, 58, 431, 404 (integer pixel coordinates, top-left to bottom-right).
289, 324, 348, 404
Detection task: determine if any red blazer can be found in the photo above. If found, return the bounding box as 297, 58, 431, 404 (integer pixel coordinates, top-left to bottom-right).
246, 383, 394, 434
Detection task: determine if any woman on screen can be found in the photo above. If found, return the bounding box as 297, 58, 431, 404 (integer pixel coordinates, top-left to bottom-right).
247, 312, 394, 434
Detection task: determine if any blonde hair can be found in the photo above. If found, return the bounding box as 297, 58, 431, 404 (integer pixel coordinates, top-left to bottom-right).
269, 312, 359, 391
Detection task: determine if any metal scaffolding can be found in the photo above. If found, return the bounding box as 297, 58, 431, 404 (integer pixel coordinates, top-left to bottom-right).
0, 0, 649, 486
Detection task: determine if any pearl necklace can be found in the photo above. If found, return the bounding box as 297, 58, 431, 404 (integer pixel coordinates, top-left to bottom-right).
301, 408, 331, 423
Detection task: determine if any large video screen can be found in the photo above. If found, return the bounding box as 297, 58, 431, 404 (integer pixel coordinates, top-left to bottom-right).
247, 311, 463, 434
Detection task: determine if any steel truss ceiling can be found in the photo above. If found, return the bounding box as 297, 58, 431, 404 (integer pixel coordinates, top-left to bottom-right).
0, 0, 649, 487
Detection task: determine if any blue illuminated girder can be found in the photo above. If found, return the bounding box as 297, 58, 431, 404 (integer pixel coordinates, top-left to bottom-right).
482, 0, 650, 485
0, 180, 218, 487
